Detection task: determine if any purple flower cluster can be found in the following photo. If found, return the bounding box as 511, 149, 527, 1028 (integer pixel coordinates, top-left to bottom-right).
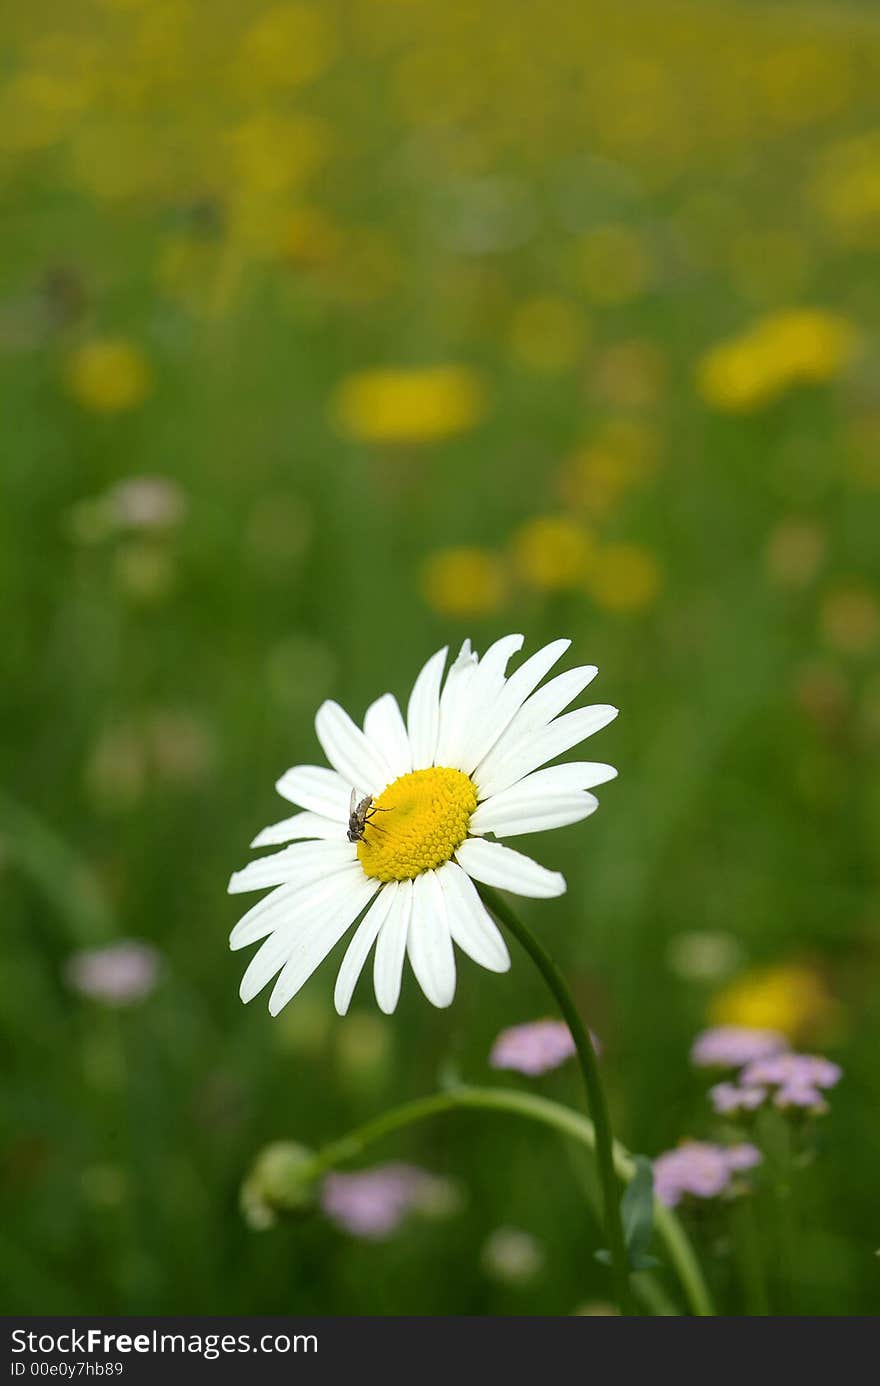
653, 1141, 761, 1208
690, 1025, 788, 1069
320, 1164, 446, 1240
709, 1082, 767, 1116
691, 1024, 842, 1118
707, 1050, 842, 1116
490, 1019, 600, 1076
740, 1053, 842, 1111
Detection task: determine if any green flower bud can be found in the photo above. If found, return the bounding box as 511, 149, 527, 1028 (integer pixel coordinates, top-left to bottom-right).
240, 1141, 319, 1230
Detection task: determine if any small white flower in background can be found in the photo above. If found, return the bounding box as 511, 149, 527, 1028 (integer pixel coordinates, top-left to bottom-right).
481, 1226, 545, 1285
66, 476, 187, 545
65, 940, 160, 1006
228, 635, 617, 1016
105, 477, 188, 531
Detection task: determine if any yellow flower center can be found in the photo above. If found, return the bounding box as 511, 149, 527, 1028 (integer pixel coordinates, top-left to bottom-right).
357, 766, 477, 882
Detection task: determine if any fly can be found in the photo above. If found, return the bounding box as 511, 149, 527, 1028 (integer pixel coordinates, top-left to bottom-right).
347, 788, 390, 844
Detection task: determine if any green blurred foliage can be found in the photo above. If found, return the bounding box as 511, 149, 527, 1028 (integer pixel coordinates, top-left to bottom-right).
1, 0, 879, 1315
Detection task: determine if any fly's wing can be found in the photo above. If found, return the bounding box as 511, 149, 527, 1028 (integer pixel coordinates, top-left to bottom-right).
348, 787, 358, 820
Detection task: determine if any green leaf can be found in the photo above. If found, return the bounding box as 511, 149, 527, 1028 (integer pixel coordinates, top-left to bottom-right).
621, 1156, 656, 1262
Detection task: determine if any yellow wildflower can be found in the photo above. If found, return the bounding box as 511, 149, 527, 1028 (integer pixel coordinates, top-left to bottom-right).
593, 340, 667, 409
586, 543, 663, 614
561, 419, 660, 518
65, 339, 152, 413
697, 309, 857, 412
279, 206, 345, 268
809, 132, 880, 248
710, 963, 835, 1042
420, 547, 508, 618
510, 516, 594, 591
239, 4, 334, 90
226, 113, 330, 199
333, 366, 487, 446
764, 520, 826, 588
820, 584, 880, 656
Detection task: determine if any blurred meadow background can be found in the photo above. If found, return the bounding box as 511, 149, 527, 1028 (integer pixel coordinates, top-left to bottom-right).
2, 0, 880, 1316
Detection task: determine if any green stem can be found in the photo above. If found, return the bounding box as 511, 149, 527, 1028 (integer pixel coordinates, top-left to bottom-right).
732, 1196, 769, 1316
477, 885, 634, 1314
309, 1083, 714, 1317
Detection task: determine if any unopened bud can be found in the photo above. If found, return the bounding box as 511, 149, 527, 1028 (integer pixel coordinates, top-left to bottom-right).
240, 1141, 318, 1230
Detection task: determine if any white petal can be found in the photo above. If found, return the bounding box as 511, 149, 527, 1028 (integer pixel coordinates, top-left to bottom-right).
230, 881, 299, 952
364, 693, 412, 780
251, 810, 344, 848
315, 700, 394, 797
474, 665, 598, 790
436, 861, 510, 973
228, 839, 356, 895
275, 765, 351, 821
406, 871, 456, 1008
490, 761, 618, 796
455, 837, 566, 898
230, 862, 362, 950
462, 638, 571, 771
236, 867, 365, 998
457, 633, 524, 773
406, 646, 447, 770
268, 874, 380, 1015
475, 705, 618, 800
434, 639, 480, 768
374, 878, 413, 1014
471, 791, 598, 838
334, 883, 397, 1016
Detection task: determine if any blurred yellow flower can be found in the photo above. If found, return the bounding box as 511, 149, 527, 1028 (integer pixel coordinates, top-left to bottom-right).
578, 225, 652, 306
809, 132, 880, 248
420, 547, 508, 618
333, 366, 488, 445
65, 338, 152, 413
510, 516, 594, 591
819, 583, 880, 656
760, 44, 851, 130
279, 206, 345, 268
0, 70, 93, 154
697, 309, 857, 412
561, 419, 660, 517
240, 3, 334, 90
794, 662, 850, 731
585, 543, 663, 614
227, 113, 331, 200
764, 520, 826, 588
593, 340, 667, 410
709, 963, 835, 1041
508, 296, 586, 373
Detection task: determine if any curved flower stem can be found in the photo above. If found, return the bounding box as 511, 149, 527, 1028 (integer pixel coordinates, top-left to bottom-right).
309, 1083, 714, 1316
477, 884, 634, 1314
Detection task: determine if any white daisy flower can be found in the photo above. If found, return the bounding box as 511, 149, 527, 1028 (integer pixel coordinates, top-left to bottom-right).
228, 635, 617, 1017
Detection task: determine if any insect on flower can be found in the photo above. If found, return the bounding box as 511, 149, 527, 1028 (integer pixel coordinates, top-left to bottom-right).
228, 636, 618, 1016
346, 788, 390, 844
